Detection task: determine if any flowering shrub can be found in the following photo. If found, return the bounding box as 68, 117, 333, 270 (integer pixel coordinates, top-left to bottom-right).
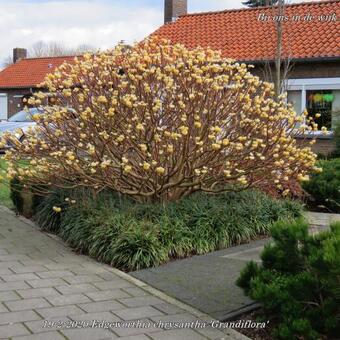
1, 38, 317, 202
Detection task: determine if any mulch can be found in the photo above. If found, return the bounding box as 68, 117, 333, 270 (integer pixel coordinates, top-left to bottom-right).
235, 310, 274, 340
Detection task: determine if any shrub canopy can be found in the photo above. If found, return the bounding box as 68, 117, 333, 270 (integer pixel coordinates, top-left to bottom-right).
1, 38, 317, 202
237, 219, 340, 339
303, 158, 340, 212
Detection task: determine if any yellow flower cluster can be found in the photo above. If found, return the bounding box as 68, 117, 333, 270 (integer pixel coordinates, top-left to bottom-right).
0, 37, 317, 202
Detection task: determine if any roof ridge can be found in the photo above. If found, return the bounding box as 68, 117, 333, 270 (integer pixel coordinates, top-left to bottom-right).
179, 0, 339, 18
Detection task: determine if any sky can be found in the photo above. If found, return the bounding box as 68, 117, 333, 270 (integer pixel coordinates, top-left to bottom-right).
0, 0, 307, 63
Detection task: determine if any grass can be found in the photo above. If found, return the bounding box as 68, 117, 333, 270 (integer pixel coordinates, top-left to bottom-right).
0, 158, 13, 208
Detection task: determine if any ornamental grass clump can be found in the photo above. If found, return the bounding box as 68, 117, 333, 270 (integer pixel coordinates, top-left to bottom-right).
33, 188, 302, 271
1, 38, 317, 203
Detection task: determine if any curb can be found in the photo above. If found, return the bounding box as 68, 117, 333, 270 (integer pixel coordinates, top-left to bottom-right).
220, 303, 262, 322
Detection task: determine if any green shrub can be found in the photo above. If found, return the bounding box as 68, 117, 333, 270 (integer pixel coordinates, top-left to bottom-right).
110, 223, 168, 271
303, 158, 340, 212
9, 178, 48, 217
34, 188, 302, 271
331, 112, 340, 158
237, 219, 340, 339
9, 177, 37, 217
60, 206, 95, 252
88, 214, 125, 262
34, 188, 73, 232
10, 177, 24, 214
158, 217, 193, 258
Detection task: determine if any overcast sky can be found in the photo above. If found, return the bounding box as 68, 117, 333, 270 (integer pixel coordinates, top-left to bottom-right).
0, 0, 307, 63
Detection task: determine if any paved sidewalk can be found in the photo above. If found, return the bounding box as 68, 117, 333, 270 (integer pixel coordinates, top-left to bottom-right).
305, 211, 340, 235
0, 207, 248, 340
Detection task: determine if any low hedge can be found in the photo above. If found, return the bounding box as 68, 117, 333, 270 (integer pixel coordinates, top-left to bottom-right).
237, 219, 340, 339
303, 158, 340, 213
31, 188, 302, 271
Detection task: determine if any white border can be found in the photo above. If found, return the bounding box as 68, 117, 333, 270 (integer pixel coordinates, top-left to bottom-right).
286, 77, 340, 91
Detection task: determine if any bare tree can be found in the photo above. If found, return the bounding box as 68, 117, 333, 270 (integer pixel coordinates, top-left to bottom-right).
1, 41, 96, 68
74, 44, 96, 55
29, 41, 46, 58
259, 0, 293, 98
274, 0, 283, 97
243, 0, 278, 7
29, 41, 95, 58
1, 55, 13, 68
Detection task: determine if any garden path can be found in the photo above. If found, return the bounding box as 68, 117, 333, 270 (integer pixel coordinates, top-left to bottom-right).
0, 206, 248, 340
132, 212, 340, 321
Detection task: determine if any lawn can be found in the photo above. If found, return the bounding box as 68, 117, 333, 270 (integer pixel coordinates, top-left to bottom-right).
0, 158, 12, 208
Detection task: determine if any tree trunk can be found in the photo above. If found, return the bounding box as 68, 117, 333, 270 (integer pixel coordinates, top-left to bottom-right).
275, 0, 284, 98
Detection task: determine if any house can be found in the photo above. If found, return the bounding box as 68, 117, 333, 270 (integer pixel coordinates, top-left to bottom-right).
0, 49, 75, 119
154, 0, 340, 154
0, 0, 338, 154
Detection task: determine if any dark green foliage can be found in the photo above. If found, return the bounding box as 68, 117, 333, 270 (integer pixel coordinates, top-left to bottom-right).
34, 188, 73, 232
10, 178, 46, 216
10, 177, 24, 214
31, 185, 48, 216
60, 206, 95, 252
110, 225, 168, 271
34, 188, 302, 271
303, 158, 340, 212
242, 0, 278, 8
88, 214, 124, 262
237, 219, 340, 339
332, 121, 340, 158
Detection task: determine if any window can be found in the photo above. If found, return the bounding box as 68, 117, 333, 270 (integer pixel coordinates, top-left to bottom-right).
306, 90, 333, 129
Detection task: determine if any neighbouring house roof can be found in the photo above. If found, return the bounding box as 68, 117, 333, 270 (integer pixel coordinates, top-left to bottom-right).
151, 0, 340, 62
0, 56, 76, 89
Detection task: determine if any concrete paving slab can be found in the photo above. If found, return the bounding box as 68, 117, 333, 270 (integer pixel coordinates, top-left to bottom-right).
132, 240, 265, 320
0, 206, 247, 339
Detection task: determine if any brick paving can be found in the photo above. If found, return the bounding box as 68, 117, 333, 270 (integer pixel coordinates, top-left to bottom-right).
0, 207, 248, 340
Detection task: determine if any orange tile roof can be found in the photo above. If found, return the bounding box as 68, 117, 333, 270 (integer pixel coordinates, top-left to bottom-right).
0, 55, 76, 89
152, 0, 340, 62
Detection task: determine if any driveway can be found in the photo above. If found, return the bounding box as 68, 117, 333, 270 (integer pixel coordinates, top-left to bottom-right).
132, 212, 340, 321
132, 239, 267, 321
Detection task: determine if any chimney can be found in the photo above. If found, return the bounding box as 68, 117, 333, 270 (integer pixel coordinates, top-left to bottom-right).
164, 0, 187, 24
13, 48, 27, 63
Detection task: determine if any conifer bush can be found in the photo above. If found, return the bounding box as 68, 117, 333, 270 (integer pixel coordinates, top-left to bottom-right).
303, 158, 340, 212
237, 219, 340, 339
1, 38, 317, 203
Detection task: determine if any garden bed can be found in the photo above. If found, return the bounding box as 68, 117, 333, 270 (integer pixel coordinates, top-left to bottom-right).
235, 310, 273, 340
27, 188, 302, 271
